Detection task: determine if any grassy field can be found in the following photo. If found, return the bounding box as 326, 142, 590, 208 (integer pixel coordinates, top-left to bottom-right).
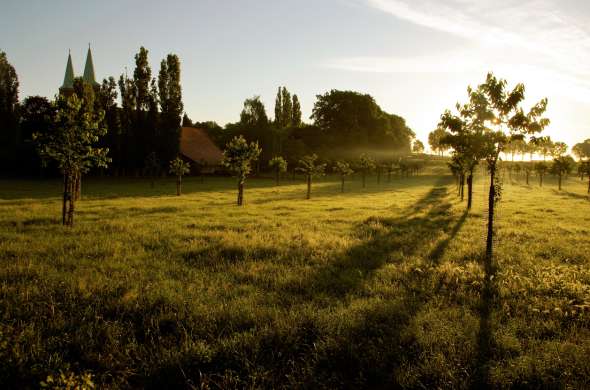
1, 171, 589, 388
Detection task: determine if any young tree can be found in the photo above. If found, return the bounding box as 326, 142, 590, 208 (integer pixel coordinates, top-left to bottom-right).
222, 135, 261, 206
34, 94, 110, 226
296, 154, 326, 199
551, 141, 568, 158
535, 136, 554, 161
534, 161, 548, 187
268, 156, 288, 185
476, 73, 549, 263
412, 139, 425, 154
523, 163, 532, 185
551, 156, 574, 191
358, 154, 376, 188
169, 157, 190, 196
334, 161, 354, 193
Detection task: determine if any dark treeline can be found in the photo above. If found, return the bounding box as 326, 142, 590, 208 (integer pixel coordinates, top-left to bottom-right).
1, 49, 415, 177
204, 89, 416, 171
0, 48, 182, 177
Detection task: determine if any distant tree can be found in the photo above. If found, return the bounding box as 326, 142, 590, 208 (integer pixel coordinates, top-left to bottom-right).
311, 90, 414, 153
386, 161, 398, 182
292, 94, 302, 127
551, 155, 574, 191
274, 87, 283, 128
551, 141, 568, 158
358, 154, 376, 188
334, 161, 354, 193
268, 156, 287, 185
535, 136, 554, 161
428, 127, 448, 156
523, 163, 532, 185
534, 161, 548, 187
0, 51, 20, 170
182, 113, 193, 127
412, 139, 425, 154
572, 139, 590, 161
169, 157, 190, 196
296, 154, 326, 199
222, 135, 261, 206
281, 87, 292, 129
19, 96, 56, 174
158, 54, 183, 164
34, 94, 109, 226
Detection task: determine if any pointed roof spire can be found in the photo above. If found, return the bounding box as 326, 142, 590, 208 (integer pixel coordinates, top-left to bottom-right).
83, 43, 98, 86
61, 50, 75, 89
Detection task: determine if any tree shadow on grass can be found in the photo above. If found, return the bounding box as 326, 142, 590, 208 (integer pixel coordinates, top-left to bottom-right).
288, 182, 464, 300
552, 189, 589, 201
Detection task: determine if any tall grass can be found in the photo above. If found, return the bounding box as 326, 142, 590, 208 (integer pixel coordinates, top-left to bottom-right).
0, 173, 589, 388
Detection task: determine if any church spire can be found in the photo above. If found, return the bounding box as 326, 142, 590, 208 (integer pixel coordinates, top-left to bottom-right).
61, 50, 75, 90
83, 44, 98, 86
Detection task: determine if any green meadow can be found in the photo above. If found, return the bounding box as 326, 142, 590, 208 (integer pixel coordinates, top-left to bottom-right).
1, 172, 589, 388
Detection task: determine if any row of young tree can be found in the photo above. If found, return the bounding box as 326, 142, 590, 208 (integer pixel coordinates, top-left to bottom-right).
0, 48, 183, 177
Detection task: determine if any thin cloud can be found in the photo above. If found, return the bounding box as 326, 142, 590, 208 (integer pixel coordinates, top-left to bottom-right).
326, 0, 590, 102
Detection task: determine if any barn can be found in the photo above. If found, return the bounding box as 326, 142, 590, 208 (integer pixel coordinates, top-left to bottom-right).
179, 127, 224, 173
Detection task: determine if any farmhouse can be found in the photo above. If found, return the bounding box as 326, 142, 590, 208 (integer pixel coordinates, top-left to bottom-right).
179, 126, 223, 173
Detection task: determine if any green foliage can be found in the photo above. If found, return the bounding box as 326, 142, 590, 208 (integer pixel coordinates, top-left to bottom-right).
358, 154, 376, 173
296, 154, 326, 177
428, 127, 448, 155
572, 139, 590, 161
552, 141, 568, 158
412, 139, 425, 154
333, 160, 354, 177
292, 94, 302, 127
169, 157, 190, 177
34, 94, 109, 175
551, 155, 574, 176
269, 156, 288, 173
310, 90, 415, 153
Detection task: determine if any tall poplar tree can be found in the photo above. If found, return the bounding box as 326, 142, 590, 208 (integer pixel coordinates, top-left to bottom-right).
0, 51, 19, 170
292, 94, 302, 127
158, 54, 183, 164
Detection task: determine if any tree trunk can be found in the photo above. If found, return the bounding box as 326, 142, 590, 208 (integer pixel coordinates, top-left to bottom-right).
377, 170, 381, 184
540, 173, 544, 187
177, 176, 181, 196
237, 180, 244, 206
558, 174, 562, 191
467, 171, 473, 210
388, 171, 391, 182
362, 173, 366, 188
341, 176, 345, 193
486, 163, 496, 264
306, 175, 311, 199
76, 173, 81, 200
62, 173, 69, 226
526, 170, 529, 185
66, 173, 75, 227
275, 170, 280, 186
460, 174, 465, 201
587, 175, 590, 194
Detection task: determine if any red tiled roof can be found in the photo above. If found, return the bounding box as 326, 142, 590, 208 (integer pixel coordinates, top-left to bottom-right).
179, 127, 223, 165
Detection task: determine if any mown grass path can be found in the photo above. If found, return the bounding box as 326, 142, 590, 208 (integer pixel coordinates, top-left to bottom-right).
0, 173, 589, 388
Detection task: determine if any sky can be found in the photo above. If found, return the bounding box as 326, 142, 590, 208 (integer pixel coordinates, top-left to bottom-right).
2, 0, 590, 150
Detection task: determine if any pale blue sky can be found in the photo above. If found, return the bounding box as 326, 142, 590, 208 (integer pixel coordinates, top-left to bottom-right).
2, 0, 590, 148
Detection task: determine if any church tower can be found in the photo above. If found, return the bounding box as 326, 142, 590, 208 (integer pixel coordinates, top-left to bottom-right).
58, 45, 99, 97
59, 50, 75, 97
83, 44, 99, 87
